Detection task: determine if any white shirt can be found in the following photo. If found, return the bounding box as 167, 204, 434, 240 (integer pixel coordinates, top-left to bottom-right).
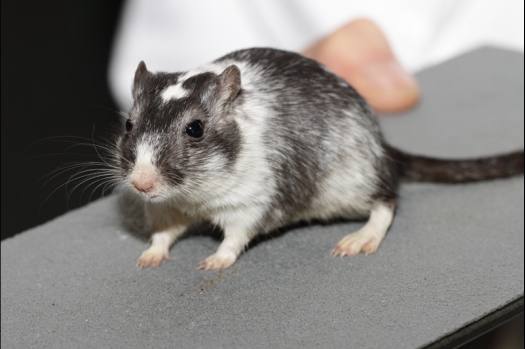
109, 0, 524, 109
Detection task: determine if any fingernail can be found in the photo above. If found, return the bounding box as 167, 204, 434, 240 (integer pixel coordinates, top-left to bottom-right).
359, 59, 417, 88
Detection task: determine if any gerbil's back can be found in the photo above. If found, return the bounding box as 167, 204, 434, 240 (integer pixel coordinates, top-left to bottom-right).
217, 48, 371, 115
216, 48, 392, 222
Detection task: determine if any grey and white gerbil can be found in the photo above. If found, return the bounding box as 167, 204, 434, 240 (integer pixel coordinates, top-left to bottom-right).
114, 48, 524, 270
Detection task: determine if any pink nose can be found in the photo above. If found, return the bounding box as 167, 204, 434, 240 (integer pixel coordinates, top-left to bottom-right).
132, 178, 155, 193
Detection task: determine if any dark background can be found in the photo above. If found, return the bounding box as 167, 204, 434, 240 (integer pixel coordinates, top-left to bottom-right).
2, 0, 124, 240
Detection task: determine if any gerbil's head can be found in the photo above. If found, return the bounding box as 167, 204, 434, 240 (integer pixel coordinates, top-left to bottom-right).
117, 61, 242, 203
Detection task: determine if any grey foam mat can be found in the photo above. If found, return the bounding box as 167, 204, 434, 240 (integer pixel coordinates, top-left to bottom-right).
2, 47, 524, 349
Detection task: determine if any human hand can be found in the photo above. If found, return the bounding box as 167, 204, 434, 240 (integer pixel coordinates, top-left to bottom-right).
303, 19, 420, 113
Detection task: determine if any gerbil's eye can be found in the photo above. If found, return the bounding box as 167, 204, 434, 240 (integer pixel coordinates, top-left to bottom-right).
125, 119, 133, 132
185, 120, 204, 138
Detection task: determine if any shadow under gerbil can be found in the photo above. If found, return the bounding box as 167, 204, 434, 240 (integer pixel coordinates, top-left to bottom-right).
116, 191, 362, 249
116, 192, 223, 243
246, 217, 360, 250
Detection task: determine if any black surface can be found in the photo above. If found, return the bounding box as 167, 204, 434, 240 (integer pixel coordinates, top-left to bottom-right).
426, 297, 524, 349
1, 0, 123, 240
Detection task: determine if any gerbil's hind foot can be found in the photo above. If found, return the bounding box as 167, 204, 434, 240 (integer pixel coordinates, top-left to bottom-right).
332, 201, 395, 257
137, 245, 169, 268
333, 230, 381, 256
198, 252, 236, 270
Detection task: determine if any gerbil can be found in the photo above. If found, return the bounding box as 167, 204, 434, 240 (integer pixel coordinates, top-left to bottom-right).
114, 48, 524, 270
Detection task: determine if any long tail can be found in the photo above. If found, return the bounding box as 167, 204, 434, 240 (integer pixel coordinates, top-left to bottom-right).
385, 144, 524, 183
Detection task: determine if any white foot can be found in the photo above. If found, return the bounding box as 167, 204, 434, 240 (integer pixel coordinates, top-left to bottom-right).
198, 252, 236, 270
137, 245, 169, 268
332, 230, 381, 256
332, 201, 395, 257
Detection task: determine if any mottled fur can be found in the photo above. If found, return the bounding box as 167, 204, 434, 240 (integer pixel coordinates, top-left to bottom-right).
114, 48, 524, 270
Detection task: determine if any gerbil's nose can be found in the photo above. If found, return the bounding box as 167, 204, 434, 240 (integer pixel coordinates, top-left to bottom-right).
132, 176, 155, 193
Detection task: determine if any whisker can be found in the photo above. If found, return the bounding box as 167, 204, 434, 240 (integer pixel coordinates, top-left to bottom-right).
28, 135, 101, 148
88, 178, 120, 202
66, 172, 118, 202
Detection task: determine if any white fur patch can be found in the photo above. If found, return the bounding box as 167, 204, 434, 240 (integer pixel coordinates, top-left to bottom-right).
160, 63, 229, 103
135, 140, 156, 167
161, 84, 189, 101
130, 139, 158, 187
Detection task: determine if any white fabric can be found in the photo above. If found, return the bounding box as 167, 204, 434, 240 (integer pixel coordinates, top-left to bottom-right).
109, 0, 524, 109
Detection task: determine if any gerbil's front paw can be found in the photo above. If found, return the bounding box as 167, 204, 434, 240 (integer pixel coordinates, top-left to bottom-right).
137, 245, 169, 268
332, 231, 381, 257
198, 252, 236, 270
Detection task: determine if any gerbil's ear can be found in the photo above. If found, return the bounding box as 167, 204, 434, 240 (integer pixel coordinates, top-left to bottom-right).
218, 65, 241, 103
134, 61, 149, 84
204, 65, 241, 118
